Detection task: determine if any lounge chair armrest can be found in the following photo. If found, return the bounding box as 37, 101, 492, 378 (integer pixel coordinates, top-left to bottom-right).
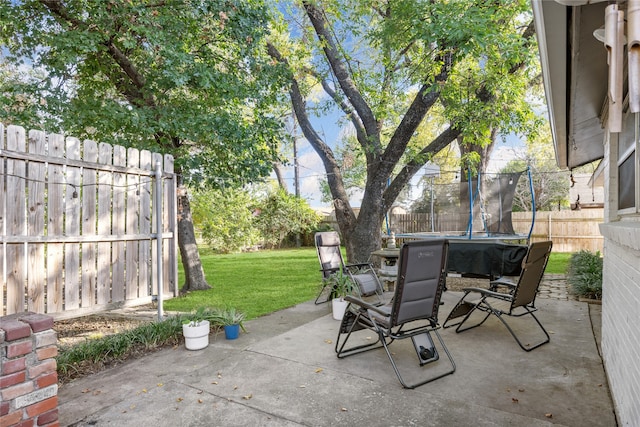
462, 287, 511, 300
345, 262, 373, 270
344, 295, 388, 315
489, 277, 516, 292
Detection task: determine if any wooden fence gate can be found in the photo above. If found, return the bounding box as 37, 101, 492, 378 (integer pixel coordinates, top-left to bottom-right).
1, 124, 178, 318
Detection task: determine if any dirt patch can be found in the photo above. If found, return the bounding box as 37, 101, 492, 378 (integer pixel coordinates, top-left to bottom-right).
55, 315, 151, 347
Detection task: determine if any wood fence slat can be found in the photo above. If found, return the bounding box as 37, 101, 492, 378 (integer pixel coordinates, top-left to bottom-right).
64, 137, 81, 310
125, 147, 140, 300
6, 125, 26, 314
97, 143, 113, 305
27, 130, 46, 312
151, 152, 163, 296
2, 127, 177, 317
47, 133, 65, 313
82, 140, 98, 308
138, 150, 152, 298
0, 124, 5, 316
111, 145, 126, 302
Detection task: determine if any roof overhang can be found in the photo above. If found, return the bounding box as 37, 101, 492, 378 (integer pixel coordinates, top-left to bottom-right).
532, 0, 609, 169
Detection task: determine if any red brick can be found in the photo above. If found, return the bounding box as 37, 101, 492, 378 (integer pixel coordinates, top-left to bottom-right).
19, 314, 53, 333
28, 360, 56, 379
26, 397, 57, 418
7, 341, 33, 358
1, 381, 34, 401
36, 372, 57, 389
39, 422, 58, 427
37, 408, 58, 426
1, 401, 10, 416
35, 346, 57, 360
0, 319, 31, 341
2, 357, 26, 375
15, 419, 34, 427
0, 371, 26, 388
0, 410, 23, 426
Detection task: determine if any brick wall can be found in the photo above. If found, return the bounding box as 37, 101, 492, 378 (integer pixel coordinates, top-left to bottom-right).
0, 312, 58, 427
599, 222, 640, 426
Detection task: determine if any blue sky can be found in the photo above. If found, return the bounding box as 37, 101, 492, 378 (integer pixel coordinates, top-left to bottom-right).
276, 116, 527, 209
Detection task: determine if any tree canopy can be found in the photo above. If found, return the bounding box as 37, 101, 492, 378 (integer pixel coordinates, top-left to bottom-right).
270, 0, 542, 262
1, 0, 290, 291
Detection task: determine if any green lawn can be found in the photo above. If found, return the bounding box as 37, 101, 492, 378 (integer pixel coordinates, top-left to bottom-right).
165, 248, 571, 319
546, 252, 571, 274
165, 248, 321, 320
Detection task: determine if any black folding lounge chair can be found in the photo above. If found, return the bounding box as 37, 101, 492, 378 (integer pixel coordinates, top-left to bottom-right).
335, 239, 455, 389
442, 240, 553, 351
314, 231, 385, 305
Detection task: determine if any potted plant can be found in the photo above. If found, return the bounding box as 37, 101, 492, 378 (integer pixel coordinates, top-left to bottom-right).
182, 308, 212, 350
215, 307, 246, 340
323, 268, 355, 320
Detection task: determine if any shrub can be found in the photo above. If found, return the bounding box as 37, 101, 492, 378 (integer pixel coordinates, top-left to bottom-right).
566, 250, 603, 300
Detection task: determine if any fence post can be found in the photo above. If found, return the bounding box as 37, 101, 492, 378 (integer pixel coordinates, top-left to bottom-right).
155, 161, 164, 321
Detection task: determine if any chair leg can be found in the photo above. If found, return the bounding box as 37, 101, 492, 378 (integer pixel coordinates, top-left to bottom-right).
443, 293, 477, 329
335, 309, 383, 358
314, 283, 336, 305
495, 309, 550, 352
454, 303, 493, 334
380, 329, 456, 389
446, 295, 493, 333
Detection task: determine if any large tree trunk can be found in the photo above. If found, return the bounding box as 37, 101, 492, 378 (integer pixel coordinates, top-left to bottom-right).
176, 180, 211, 293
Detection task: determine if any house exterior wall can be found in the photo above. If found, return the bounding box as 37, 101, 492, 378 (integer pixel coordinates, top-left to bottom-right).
599, 223, 640, 425
599, 128, 640, 425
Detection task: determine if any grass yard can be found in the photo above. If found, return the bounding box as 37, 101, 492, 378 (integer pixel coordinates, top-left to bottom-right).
545, 251, 571, 274
165, 247, 571, 319
165, 248, 321, 320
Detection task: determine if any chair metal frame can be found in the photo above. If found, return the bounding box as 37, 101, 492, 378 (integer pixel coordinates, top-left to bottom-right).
314, 231, 385, 305
442, 240, 553, 352
335, 239, 456, 389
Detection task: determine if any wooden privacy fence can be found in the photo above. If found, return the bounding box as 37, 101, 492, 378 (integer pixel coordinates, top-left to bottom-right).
511, 210, 604, 253
323, 209, 604, 253
1, 124, 178, 318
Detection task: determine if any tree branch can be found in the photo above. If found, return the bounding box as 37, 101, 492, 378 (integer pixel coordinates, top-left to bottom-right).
303, 1, 380, 150
266, 42, 356, 225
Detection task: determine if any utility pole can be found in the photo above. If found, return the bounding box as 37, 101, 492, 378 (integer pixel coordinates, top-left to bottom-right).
293, 116, 301, 247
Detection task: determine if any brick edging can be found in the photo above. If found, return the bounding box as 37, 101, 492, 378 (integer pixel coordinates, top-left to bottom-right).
1, 312, 59, 427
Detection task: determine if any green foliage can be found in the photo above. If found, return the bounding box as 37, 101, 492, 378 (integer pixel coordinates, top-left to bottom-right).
190, 186, 321, 251
56, 316, 184, 380
322, 268, 355, 300
1, 0, 288, 187
253, 188, 322, 248
500, 125, 570, 211
566, 250, 603, 300
213, 307, 247, 328
190, 187, 260, 253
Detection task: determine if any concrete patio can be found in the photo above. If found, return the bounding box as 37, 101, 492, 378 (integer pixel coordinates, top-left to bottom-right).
57, 288, 616, 426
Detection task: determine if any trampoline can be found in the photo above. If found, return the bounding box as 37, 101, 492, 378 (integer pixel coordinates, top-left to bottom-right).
393, 167, 535, 243
390, 168, 536, 278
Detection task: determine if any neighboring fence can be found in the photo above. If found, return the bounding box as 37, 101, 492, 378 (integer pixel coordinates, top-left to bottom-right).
1, 124, 178, 318
322, 209, 604, 253
512, 210, 604, 253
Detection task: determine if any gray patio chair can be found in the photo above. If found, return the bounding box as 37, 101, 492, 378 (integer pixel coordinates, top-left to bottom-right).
442, 240, 553, 351
335, 239, 455, 389
314, 231, 385, 304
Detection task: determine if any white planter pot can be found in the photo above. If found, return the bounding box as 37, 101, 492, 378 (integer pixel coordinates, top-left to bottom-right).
332, 298, 349, 321
182, 320, 210, 350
